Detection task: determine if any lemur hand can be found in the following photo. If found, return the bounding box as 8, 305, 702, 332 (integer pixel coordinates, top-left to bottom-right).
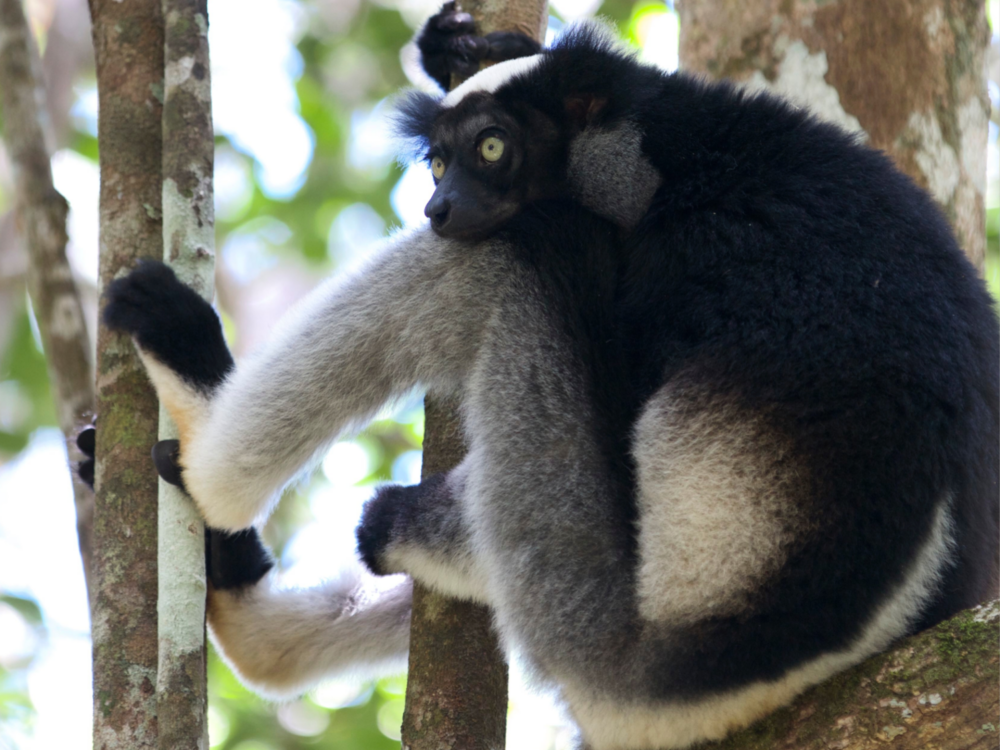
417, 2, 541, 92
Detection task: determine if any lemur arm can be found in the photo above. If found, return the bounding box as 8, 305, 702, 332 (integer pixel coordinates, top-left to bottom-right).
103, 228, 509, 531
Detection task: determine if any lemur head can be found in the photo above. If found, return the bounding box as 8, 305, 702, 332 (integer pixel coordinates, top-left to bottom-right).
395, 24, 660, 240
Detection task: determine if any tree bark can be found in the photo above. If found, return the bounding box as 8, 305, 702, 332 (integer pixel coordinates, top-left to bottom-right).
88, 1, 164, 747
0, 0, 96, 601
677, 0, 991, 272
155, 1, 214, 748
705, 601, 1000, 750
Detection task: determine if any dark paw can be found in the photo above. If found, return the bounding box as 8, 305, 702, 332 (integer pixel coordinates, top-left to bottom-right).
206, 527, 274, 590
76, 424, 96, 490
417, 2, 490, 90
356, 484, 413, 576
103, 260, 234, 390
152, 439, 186, 490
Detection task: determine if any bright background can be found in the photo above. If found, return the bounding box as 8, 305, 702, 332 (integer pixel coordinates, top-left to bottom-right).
0, 0, 996, 748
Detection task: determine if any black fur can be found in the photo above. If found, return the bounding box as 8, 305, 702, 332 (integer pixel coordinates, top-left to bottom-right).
103, 260, 234, 391
152, 439, 186, 490
207, 528, 275, 590
416, 1, 541, 91
357, 474, 452, 575
76, 425, 96, 488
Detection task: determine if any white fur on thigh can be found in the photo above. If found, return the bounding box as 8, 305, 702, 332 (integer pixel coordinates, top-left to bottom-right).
632, 383, 811, 626
208, 567, 412, 699
566, 499, 955, 750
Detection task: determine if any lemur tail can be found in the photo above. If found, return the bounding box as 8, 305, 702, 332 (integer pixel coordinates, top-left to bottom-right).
207, 566, 412, 699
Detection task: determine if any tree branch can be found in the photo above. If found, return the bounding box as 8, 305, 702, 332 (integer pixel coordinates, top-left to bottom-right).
0, 0, 96, 602
155, 0, 214, 747
706, 601, 1000, 750
88, 0, 165, 745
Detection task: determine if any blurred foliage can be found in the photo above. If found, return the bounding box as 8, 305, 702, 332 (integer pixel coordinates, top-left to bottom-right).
0, 0, 996, 748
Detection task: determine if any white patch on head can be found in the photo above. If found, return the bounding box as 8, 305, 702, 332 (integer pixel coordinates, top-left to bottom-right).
565, 499, 955, 749
442, 54, 544, 108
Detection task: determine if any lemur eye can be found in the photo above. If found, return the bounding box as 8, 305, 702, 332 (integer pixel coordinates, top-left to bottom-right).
431, 157, 446, 180
480, 136, 505, 163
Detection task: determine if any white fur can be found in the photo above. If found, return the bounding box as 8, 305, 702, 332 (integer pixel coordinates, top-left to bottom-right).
442, 54, 544, 108
385, 544, 491, 604
564, 499, 956, 750
632, 385, 809, 625
208, 567, 412, 699
177, 228, 514, 530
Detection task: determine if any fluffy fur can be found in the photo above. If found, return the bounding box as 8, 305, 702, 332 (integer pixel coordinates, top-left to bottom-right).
101, 20, 999, 750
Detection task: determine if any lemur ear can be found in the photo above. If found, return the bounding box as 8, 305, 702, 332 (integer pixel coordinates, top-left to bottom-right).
565, 93, 607, 127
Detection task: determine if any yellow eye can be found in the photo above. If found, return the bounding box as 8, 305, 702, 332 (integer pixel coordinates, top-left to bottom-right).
480, 136, 504, 162
431, 157, 446, 180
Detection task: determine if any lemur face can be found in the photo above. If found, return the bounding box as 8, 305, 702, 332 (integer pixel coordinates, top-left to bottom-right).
394, 55, 568, 241
421, 92, 528, 240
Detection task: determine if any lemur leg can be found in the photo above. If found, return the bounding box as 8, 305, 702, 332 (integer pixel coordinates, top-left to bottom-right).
103, 229, 512, 530
356, 461, 490, 604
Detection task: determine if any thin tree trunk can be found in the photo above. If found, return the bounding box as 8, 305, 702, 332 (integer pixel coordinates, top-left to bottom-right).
88, 1, 164, 747
155, 1, 214, 747
0, 0, 96, 602
677, 0, 991, 271
401, 4, 547, 747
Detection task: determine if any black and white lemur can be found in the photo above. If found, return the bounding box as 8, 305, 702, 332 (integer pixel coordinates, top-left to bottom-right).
91, 7, 999, 749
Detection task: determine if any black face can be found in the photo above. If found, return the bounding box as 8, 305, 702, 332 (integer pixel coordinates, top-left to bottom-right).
421, 92, 571, 241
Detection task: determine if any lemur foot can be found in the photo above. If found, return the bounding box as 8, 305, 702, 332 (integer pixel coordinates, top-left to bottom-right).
417, 1, 541, 91
103, 260, 234, 391
152, 439, 186, 490
207, 527, 275, 590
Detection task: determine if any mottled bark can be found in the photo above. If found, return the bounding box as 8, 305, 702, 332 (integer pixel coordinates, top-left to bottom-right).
0, 0, 96, 600
156, 1, 213, 748
402, 396, 510, 750
88, 1, 164, 747
678, 0, 991, 271
701, 601, 1000, 750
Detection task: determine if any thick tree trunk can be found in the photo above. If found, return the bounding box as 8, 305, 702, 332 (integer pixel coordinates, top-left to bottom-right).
155, 1, 214, 747
677, 0, 991, 271
401, 6, 547, 748
88, 1, 164, 747
0, 0, 96, 601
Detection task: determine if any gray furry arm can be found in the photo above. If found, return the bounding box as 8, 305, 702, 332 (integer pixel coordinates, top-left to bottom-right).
184, 229, 508, 530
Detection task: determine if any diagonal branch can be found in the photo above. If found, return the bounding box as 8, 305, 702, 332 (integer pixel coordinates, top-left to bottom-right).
0, 0, 96, 602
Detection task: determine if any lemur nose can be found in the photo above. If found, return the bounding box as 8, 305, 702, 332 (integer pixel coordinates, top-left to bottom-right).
425, 197, 451, 229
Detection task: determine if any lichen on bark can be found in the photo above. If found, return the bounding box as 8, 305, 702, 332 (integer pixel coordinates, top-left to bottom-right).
88, 0, 165, 746
156, 1, 214, 747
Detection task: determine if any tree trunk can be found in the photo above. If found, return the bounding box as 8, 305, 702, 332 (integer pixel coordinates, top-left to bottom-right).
155, 1, 214, 747
677, 0, 991, 271
400, 5, 547, 748
0, 0, 96, 602
88, 1, 164, 747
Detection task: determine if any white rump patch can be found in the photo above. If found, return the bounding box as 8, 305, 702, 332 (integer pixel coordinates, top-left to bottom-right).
442, 54, 544, 108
